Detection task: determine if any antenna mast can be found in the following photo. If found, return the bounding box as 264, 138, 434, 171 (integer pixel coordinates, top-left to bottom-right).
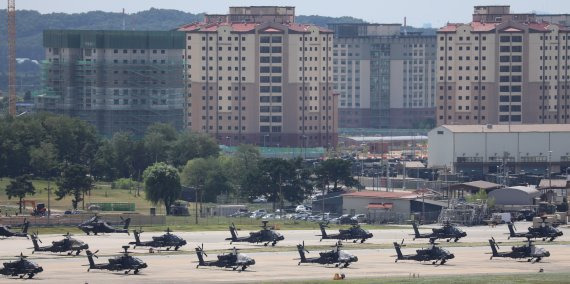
8, 0, 17, 116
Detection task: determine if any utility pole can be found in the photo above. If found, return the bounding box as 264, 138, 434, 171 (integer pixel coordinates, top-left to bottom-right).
46, 181, 51, 225
8, 0, 17, 116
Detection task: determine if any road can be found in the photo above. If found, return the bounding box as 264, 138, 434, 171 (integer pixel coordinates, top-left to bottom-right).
0, 222, 568, 283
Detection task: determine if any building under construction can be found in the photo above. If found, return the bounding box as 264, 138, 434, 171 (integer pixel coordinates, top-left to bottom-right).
37, 30, 185, 137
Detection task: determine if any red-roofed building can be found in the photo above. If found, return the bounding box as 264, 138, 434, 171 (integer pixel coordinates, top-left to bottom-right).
436, 6, 570, 127
178, 6, 337, 147
341, 190, 445, 223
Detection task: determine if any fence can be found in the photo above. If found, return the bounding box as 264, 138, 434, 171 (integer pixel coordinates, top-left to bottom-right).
367, 211, 441, 225
0, 213, 166, 227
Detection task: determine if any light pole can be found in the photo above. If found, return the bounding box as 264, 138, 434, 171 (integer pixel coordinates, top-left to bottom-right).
548, 150, 553, 191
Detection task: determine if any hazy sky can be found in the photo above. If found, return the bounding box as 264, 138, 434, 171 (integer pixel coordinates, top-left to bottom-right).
10, 0, 570, 27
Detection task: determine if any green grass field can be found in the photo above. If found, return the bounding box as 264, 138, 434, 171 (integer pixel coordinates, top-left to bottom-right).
271, 273, 570, 284
0, 178, 159, 214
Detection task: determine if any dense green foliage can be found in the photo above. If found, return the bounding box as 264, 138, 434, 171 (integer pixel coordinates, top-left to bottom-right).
55, 164, 94, 210
314, 159, 360, 191
0, 113, 219, 182
5, 175, 36, 213
143, 162, 182, 215
0, 113, 99, 177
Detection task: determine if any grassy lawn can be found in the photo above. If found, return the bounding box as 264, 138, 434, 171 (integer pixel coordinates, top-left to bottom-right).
270, 273, 570, 284
0, 178, 158, 214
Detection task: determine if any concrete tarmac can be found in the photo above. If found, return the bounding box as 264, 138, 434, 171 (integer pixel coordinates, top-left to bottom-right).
0, 222, 568, 283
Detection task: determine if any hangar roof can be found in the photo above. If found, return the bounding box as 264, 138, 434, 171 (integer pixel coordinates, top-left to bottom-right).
439, 124, 570, 133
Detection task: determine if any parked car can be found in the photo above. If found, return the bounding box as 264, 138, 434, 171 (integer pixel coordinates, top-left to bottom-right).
252, 197, 268, 203
332, 214, 357, 225
351, 214, 367, 223
249, 209, 267, 219
229, 209, 250, 218
295, 205, 309, 213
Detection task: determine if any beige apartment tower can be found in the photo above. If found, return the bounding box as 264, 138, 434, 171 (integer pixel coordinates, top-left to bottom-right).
179, 7, 337, 147
437, 6, 570, 125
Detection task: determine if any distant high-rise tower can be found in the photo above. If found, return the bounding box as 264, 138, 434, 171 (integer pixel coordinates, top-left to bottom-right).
179, 6, 337, 147
437, 6, 570, 125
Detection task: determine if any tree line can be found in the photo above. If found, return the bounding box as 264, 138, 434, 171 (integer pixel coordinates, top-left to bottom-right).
1, 113, 360, 214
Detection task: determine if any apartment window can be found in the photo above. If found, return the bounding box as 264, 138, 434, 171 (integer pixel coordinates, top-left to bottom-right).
260, 36, 270, 43
500, 36, 510, 42
512, 36, 522, 42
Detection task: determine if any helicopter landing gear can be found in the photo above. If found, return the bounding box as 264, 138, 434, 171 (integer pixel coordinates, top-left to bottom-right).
271, 241, 277, 247
134, 269, 139, 275
28, 273, 35, 279
361, 239, 366, 243
76, 250, 81, 256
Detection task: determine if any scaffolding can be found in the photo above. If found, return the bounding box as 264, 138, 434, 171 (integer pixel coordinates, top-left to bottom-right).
438, 200, 488, 226
37, 30, 186, 137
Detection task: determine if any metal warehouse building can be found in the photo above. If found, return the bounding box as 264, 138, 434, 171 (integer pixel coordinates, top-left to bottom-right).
428, 124, 570, 175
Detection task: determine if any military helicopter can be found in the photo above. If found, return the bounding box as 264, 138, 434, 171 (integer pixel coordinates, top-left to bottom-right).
0, 253, 43, 279
296, 241, 358, 268
195, 244, 256, 271
226, 221, 284, 246
412, 221, 467, 243
488, 237, 550, 263
78, 215, 131, 235
86, 246, 148, 274
317, 222, 373, 243
393, 239, 455, 265
129, 227, 187, 252
0, 219, 30, 239
507, 218, 563, 242
31, 232, 89, 256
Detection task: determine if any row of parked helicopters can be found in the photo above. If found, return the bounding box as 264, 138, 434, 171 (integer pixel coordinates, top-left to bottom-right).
0, 216, 564, 279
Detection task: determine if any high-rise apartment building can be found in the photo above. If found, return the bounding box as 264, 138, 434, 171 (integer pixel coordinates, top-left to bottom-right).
329, 23, 437, 129
179, 6, 337, 147
437, 6, 570, 126
39, 30, 185, 137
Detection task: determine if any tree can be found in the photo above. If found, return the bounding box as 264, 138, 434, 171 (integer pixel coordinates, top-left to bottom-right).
55, 164, 93, 210
143, 123, 178, 164
244, 158, 311, 211
5, 175, 36, 214
29, 142, 59, 177
143, 162, 181, 215
314, 159, 360, 192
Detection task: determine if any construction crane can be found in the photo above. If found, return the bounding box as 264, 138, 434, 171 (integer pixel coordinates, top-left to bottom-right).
7, 0, 16, 116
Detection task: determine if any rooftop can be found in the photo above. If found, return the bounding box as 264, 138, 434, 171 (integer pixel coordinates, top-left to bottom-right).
538, 179, 570, 189
437, 124, 570, 133
343, 190, 419, 199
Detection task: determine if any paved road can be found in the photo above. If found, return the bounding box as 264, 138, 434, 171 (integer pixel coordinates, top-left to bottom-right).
0, 222, 568, 283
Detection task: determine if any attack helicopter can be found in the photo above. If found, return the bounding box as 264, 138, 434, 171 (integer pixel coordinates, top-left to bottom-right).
0, 219, 30, 239
86, 246, 148, 274
317, 222, 373, 243
195, 244, 256, 271
488, 237, 550, 263
0, 253, 43, 279
507, 218, 563, 241
31, 232, 89, 256
129, 227, 187, 252
226, 221, 284, 246
412, 221, 467, 243
296, 241, 358, 268
393, 239, 455, 265
78, 215, 131, 235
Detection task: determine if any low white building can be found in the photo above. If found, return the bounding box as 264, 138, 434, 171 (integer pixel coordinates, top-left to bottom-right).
428, 124, 570, 175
